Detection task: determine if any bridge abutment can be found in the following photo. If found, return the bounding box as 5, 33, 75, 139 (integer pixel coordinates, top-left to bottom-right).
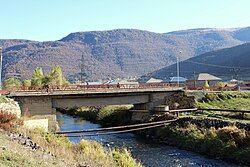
14, 96, 57, 131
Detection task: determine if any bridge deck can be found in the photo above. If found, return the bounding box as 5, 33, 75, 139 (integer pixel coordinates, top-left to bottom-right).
9, 87, 183, 97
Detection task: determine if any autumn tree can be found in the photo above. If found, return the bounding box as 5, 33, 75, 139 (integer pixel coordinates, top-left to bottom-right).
48, 66, 69, 88
3, 77, 21, 90
31, 67, 44, 89
23, 79, 31, 89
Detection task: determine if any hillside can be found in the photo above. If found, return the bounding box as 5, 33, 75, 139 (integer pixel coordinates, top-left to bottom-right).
150, 43, 250, 81
1, 27, 250, 81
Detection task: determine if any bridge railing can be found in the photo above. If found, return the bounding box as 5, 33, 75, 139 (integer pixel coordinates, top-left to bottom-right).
9, 82, 182, 94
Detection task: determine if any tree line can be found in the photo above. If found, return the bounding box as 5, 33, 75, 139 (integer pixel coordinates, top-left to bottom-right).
3, 66, 69, 90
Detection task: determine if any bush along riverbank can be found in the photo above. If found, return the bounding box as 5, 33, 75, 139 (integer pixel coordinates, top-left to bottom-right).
0, 97, 142, 167
136, 118, 250, 165
57, 105, 133, 126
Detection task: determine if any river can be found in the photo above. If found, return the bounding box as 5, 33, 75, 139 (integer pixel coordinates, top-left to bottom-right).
57, 113, 239, 167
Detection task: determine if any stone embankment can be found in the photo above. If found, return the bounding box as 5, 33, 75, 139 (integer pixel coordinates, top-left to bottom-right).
8, 132, 42, 152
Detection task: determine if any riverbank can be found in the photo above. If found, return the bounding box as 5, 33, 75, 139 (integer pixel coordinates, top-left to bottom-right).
0, 96, 142, 167
144, 92, 250, 165
57, 113, 239, 167
137, 118, 250, 165
57, 105, 133, 126
0, 128, 143, 167
195, 91, 250, 122
58, 92, 250, 166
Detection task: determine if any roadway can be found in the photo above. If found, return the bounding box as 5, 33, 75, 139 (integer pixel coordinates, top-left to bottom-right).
9, 87, 184, 97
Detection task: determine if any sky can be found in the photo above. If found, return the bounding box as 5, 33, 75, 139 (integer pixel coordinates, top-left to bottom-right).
0, 0, 249, 41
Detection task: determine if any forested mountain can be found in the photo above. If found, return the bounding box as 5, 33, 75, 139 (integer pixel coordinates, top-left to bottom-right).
1, 27, 250, 81
150, 43, 250, 81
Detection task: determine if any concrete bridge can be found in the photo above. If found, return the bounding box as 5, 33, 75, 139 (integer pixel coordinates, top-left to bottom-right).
9, 88, 185, 130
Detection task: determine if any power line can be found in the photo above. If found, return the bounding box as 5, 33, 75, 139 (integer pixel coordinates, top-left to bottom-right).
56, 119, 178, 134
65, 121, 176, 137
185, 60, 250, 70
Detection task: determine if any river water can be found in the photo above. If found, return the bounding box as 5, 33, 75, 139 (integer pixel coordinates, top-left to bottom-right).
57, 113, 239, 167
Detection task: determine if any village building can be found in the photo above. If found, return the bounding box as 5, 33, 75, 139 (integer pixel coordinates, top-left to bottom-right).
195, 73, 221, 87
169, 76, 187, 83
146, 77, 163, 83
186, 73, 222, 89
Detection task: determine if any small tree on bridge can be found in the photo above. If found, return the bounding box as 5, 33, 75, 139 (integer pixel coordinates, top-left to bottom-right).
7, 66, 70, 90
23, 79, 31, 89
3, 77, 21, 90
31, 67, 44, 89
48, 66, 69, 89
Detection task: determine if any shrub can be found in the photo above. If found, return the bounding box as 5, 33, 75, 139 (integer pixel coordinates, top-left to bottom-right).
140, 120, 250, 165
97, 105, 133, 126
112, 148, 142, 167
204, 93, 218, 102
0, 112, 21, 130
0, 112, 16, 124
217, 126, 246, 147
3, 77, 21, 90
74, 106, 99, 121
77, 139, 114, 166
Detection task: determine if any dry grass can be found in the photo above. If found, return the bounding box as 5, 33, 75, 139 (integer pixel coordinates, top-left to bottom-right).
11, 127, 142, 167
75, 139, 116, 167
16, 127, 75, 162
148, 123, 250, 165
112, 148, 143, 167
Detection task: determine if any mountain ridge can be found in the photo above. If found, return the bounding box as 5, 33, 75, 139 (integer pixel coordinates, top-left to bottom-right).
1, 27, 250, 81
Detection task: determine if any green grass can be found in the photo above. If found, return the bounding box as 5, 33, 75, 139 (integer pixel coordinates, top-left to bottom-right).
59, 105, 133, 126
197, 98, 250, 110
58, 106, 99, 121
194, 92, 250, 122
97, 105, 133, 126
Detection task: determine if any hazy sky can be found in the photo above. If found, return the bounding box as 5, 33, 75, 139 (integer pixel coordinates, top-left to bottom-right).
0, 0, 249, 41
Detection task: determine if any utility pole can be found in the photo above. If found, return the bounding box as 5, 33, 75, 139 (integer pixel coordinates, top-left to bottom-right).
193, 71, 196, 88
0, 47, 2, 89
177, 51, 181, 87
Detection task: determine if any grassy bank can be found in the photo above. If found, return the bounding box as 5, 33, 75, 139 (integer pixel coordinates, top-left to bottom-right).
0, 96, 142, 167
140, 92, 250, 165
196, 92, 250, 110
0, 127, 142, 167
139, 121, 250, 165
194, 92, 250, 122
58, 105, 133, 126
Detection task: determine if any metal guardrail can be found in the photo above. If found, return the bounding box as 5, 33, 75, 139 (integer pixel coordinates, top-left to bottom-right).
9, 83, 183, 95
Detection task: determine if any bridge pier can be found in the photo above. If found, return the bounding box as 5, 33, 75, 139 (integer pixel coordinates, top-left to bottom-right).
131, 91, 183, 121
